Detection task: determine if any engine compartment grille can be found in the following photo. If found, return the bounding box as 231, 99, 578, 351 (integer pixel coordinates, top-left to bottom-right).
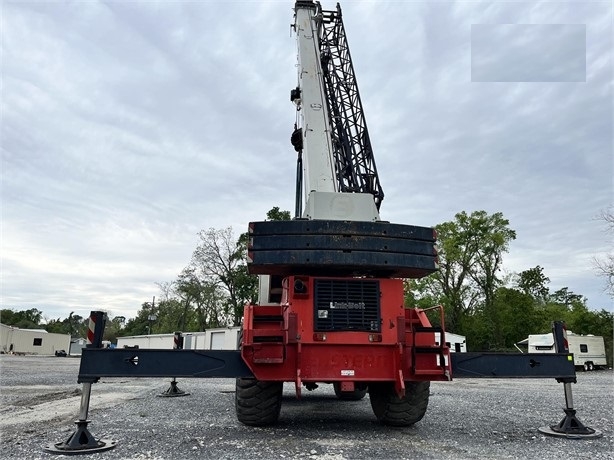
314, 279, 380, 332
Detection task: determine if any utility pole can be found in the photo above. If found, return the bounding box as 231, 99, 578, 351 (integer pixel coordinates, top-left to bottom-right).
147, 296, 156, 335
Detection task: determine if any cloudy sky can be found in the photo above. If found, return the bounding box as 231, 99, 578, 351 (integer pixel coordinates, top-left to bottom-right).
2, 0, 612, 322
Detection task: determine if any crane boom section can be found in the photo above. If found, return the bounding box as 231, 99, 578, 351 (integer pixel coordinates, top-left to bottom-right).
294, 2, 337, 196
293, 1, 380, 221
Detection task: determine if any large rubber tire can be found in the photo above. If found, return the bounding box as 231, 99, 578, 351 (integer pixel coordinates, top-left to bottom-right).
235, 378, 283, 426
333, 382, 368, 401
368, 381, 430, 426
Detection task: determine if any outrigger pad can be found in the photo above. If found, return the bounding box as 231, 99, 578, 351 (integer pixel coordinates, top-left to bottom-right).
44, 420, 117, 455
538, 408, 603, 439
247, 220, 438, 278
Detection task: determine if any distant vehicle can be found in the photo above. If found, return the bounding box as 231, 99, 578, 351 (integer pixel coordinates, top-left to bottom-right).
55, 350, 67, 357
518, 332, 607, 371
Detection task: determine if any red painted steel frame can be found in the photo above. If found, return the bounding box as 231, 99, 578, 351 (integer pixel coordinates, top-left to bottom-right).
241, 276, 451, 397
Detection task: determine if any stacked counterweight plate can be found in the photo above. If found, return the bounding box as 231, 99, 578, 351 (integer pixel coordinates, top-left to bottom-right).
247, 220, 438, 279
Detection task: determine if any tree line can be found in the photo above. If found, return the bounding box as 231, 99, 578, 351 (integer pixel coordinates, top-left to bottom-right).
2, 208, 611, 365
405, 210, 612, 365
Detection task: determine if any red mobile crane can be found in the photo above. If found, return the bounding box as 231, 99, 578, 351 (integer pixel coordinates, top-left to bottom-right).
51, 1, 596, 455
237, 0, 450, 426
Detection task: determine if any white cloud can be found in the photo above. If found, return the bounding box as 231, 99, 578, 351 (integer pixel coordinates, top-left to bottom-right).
2, 1, 612, 320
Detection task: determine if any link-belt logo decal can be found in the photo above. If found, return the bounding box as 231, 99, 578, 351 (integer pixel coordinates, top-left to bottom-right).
329, 301, 365, 310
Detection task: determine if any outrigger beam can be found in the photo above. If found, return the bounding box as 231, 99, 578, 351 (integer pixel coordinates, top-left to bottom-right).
77, 349, 575, 382
451, 353, 575, 379
78, 348, 253, 383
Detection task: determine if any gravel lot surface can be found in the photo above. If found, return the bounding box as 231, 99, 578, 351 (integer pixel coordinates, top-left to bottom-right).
1, 355, 612, 459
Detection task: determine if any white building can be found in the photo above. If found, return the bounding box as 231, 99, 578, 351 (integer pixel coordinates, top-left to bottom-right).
69, 337, 87, 356
0, 323, 71, 355
435, 332, 467, 353
116, 327, 240, 351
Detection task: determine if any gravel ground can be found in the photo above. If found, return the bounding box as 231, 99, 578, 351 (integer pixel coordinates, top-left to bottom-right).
1, 355, 612, 459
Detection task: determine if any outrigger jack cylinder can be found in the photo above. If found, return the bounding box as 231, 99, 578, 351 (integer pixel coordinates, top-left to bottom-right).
538, 321, 602, 439
44, 311, 118, 455
158, 332, 190, 397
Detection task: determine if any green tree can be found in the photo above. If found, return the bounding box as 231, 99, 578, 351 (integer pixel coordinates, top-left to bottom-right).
1, 309, 17, 325
403, 277, 450, 328
266, 206, 292, 221
404, 277, 441, 310
191, 227, 256, 326
550, 287, 585, 307
426, 218, 476, 332
147, 297, 197, 334
418, 211, 516, 338
1, 308, 43, 329
406, 214, 610, 356
491, 287, 540, 349
594, 207, 614, 297
462, 211, 516, 348
516, 266, 550, 302
175, 268, 227, 330
44, 318, 69, 334
63, 311, 89, 337
122, 302, 156, 336
170, 270, 197, 331
103, 315, 127, 343
592, 309, 614, 367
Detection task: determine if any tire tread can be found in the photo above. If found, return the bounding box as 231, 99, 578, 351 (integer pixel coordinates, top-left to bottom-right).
235, 378, 283, 426
368, 381, 430, 426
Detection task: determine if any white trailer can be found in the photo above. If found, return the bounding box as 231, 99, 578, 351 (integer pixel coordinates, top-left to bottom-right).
116, 327, 240, 351
519, 331, 607, 371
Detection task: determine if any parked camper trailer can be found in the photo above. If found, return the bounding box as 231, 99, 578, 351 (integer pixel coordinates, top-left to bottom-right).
520, 332, 607, 371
